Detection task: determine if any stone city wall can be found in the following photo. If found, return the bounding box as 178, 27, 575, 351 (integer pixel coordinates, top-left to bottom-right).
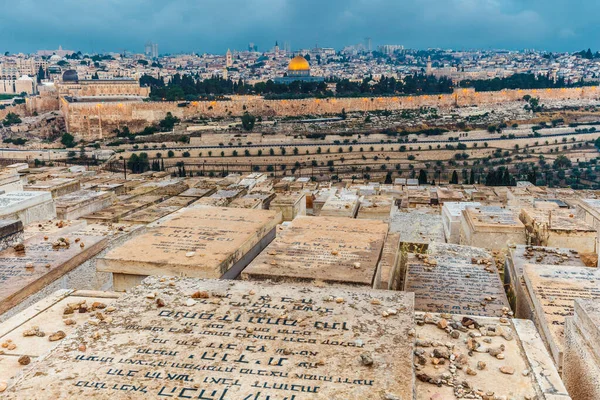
62, 86, 600, 140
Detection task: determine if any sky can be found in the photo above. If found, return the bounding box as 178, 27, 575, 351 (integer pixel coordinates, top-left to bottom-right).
0, 0, 598, 54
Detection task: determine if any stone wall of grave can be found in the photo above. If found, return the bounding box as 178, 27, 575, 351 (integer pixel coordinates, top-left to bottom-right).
63, 86, 600, 140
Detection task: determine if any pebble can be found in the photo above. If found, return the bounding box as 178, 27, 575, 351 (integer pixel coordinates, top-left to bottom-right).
477, 361, 486, 370
0, 382, 6, 393
64, 319, 76, 326
191, 291, 209, 299
499, 366, 515, 375
78, 344, 86, 352
360, 352, 374, 366
156, 298, 165, 308
185, 251, 195, 257
18, 355, 30, 365
49, 331, 66, 342
335, 297, 344, 304
7, 343, 16, 351
437, 319, 448, 329
466, 367, 477, 376
185, 299, 197, 307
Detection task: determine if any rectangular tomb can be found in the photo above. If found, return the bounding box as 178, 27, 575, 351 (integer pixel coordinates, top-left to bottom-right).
0, 191, 56, 226
389, 210, 446, 251
0, 289, 120, 388
441, 201, 481, 244
242, 216, 388, 287
269, 192, 307, 222
460, 206, 526, 250
98, 206, 282, 291
404, 243, 510, 317
523, 264, 600, 369
3, 277, 416, 400
25, 178, 81, 198
0, 231, 108, 318
414, 313, 570, 400
505, 245, 590, 320
520, 207, 597, 254
55, 190, 114, 220
356, 195, 394, 221
563, 299, 600, 400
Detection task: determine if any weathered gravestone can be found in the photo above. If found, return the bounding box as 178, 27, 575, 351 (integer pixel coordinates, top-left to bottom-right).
523, 264, 600, 369
0, 232, 107, 319
404, 243, 510, 317
3, 277, 415, 400
0, 191, 56, 226
98, 206, 282, 291
505, 245, 590, 320
414, 313, 569, 400
0, 289, 120, 390
242, 216, 388, 287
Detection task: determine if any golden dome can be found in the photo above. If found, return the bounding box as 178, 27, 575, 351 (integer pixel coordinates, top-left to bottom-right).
288, 55, 310, 71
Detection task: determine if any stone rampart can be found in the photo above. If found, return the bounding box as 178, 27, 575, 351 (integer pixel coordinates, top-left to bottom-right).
63, 86, 600, 140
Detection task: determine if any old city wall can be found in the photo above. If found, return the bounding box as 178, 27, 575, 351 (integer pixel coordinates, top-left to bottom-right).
63, 86, 600, 140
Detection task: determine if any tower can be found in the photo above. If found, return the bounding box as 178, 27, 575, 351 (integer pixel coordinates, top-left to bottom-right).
426, 56, 433, 75
274, 41, 280, 57
226, 49, 233, 68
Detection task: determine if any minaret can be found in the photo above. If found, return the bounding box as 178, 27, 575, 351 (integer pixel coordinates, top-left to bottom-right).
274, 41, 280, 57
226, 49, 233, 68
426, 56, 433, 75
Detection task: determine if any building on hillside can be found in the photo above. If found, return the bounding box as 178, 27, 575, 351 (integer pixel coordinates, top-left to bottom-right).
274, 55, 324, 84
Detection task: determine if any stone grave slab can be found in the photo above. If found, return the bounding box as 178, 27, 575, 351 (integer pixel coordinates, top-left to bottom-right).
3, 277, 415, 399
269, 192, 307, 222
0, 191, 56, 226
228, 197, 263, 209
523, 264, 600, 368
414, 313, 569, 400
55, 190, 114, 220
25, 178, 81, 198
0, 170, 23, 193
81, 195, 166, 223
373, 232, 401, 290
441, 202, 481, 244
356, 195, 394, 221
23, 219, 88, 240
178, 187, 217, 199
120, 205, 183, 224
563, 299, 600, 400
0, 231, 108, 317
389, 211, 445, 251
319, 193, 359, 218
0, 289, 119, 390
505, 245, 589, 320
242, 216, 388, 287
98, 206, 282, 291
459, 206, 525, 250
404, 243, 510, 317
0, 220, 23, 252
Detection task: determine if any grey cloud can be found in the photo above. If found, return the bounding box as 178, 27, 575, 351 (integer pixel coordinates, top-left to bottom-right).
0, 0, 598, 53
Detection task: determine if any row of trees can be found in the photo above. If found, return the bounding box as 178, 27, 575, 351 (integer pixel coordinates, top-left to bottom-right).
141, 73, 456, 101
141, 71, 597, 102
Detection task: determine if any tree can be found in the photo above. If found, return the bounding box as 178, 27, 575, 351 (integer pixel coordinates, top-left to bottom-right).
553, 155, 572, 169
60, 132, 76, 148
2, 113, 21, 127
450, 170, 459, 184
418, 169, 428, 185
469, 169, 475, 184
241, 112, 256, 131
159, 112, 180, 131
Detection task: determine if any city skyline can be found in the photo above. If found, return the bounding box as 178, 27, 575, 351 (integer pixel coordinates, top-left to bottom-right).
1, 0, 600, 54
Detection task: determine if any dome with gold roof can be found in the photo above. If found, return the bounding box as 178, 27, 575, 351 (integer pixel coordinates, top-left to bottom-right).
287, 55, 310, 77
